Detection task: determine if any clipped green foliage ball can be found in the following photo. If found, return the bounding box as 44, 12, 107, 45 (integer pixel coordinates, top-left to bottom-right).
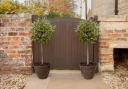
75, 20, 99, 43
31, 18, 55, 44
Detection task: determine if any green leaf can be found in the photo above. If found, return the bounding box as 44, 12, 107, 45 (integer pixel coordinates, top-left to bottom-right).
75, 20, 99, 43
31, 18, 55, 44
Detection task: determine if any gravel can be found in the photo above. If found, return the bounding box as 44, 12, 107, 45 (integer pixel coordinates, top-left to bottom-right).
102, 65, 128, 89
0, 74, 28, 89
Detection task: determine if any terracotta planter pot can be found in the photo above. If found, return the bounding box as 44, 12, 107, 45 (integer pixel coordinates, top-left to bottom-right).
80, 62, 96, 79
34, 63, 50, 79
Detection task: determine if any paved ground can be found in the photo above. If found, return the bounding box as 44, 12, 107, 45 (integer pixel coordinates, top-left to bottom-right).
25, 70, 109, 89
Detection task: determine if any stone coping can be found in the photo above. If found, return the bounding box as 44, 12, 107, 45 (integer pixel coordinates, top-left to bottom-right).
0, 13, 32, 18
98, 15, 128, 22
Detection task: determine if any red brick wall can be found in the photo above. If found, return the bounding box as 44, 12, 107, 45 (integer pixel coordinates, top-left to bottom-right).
0, 14, 32, 74
98, 16, 128, 71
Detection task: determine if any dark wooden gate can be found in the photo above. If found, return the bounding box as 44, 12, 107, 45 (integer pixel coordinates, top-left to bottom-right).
32, 17, 99, 69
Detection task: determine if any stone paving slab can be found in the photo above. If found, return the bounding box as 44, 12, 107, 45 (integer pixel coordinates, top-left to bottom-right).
25, 70, 109, 89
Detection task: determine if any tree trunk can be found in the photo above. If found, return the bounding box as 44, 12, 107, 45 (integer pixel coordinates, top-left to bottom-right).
41, 44, 43, 64
87, 43, 89, 65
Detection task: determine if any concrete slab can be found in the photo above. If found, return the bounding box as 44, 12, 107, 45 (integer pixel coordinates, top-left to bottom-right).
24, 70, 109, 89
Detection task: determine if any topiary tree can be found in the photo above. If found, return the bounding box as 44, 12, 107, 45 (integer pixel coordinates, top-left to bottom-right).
75, 20, 99, 65
31, 18, 55, 63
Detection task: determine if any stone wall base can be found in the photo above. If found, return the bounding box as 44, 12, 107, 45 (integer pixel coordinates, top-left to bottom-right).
99, 62, 114, 72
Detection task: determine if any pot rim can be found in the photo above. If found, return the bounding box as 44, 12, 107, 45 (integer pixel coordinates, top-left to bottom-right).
34, 62, 50, 66
80, 62, 96, 66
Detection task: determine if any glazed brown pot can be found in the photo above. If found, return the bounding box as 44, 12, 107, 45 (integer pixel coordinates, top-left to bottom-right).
80, 62, 86, 74
34, 63, 50, 79
80, 62, 96, 79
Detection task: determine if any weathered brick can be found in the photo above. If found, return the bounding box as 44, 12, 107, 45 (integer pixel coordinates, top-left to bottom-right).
2, 70, 11, 74
0, 42, 9, 45
16, 28, 24, 32
99, 54, 112, 57
101, 29, 113, 33
2, 18, 10, 23
124, 33, 128, 37
18, 50, 26, 53
20, 37, 29, 45
100, 41, 108, 46
19, 32, 29, 36
108, 33, 122, 37
1, 66, 11, 71
20, 54, 32, 58
116, 38, 127, 41
26, 45, 32, 48
115, 29, 127, 33
99, 45, 109, 48
7, 53, 20, 58
8, 37, 19, 42
0, 23, 4, 27
8, 32, 17, 36
8, 45, 19, 49
5, 49, 16, 53
99, 37, 110, 41
19, 66, 32, 71
11, 66, 20, 70
100, 59, 113, 63
18, 22, 27, 27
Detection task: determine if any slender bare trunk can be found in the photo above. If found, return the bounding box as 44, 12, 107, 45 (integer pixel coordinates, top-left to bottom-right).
87, 43, 89, 65
41, 44, 43, 64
